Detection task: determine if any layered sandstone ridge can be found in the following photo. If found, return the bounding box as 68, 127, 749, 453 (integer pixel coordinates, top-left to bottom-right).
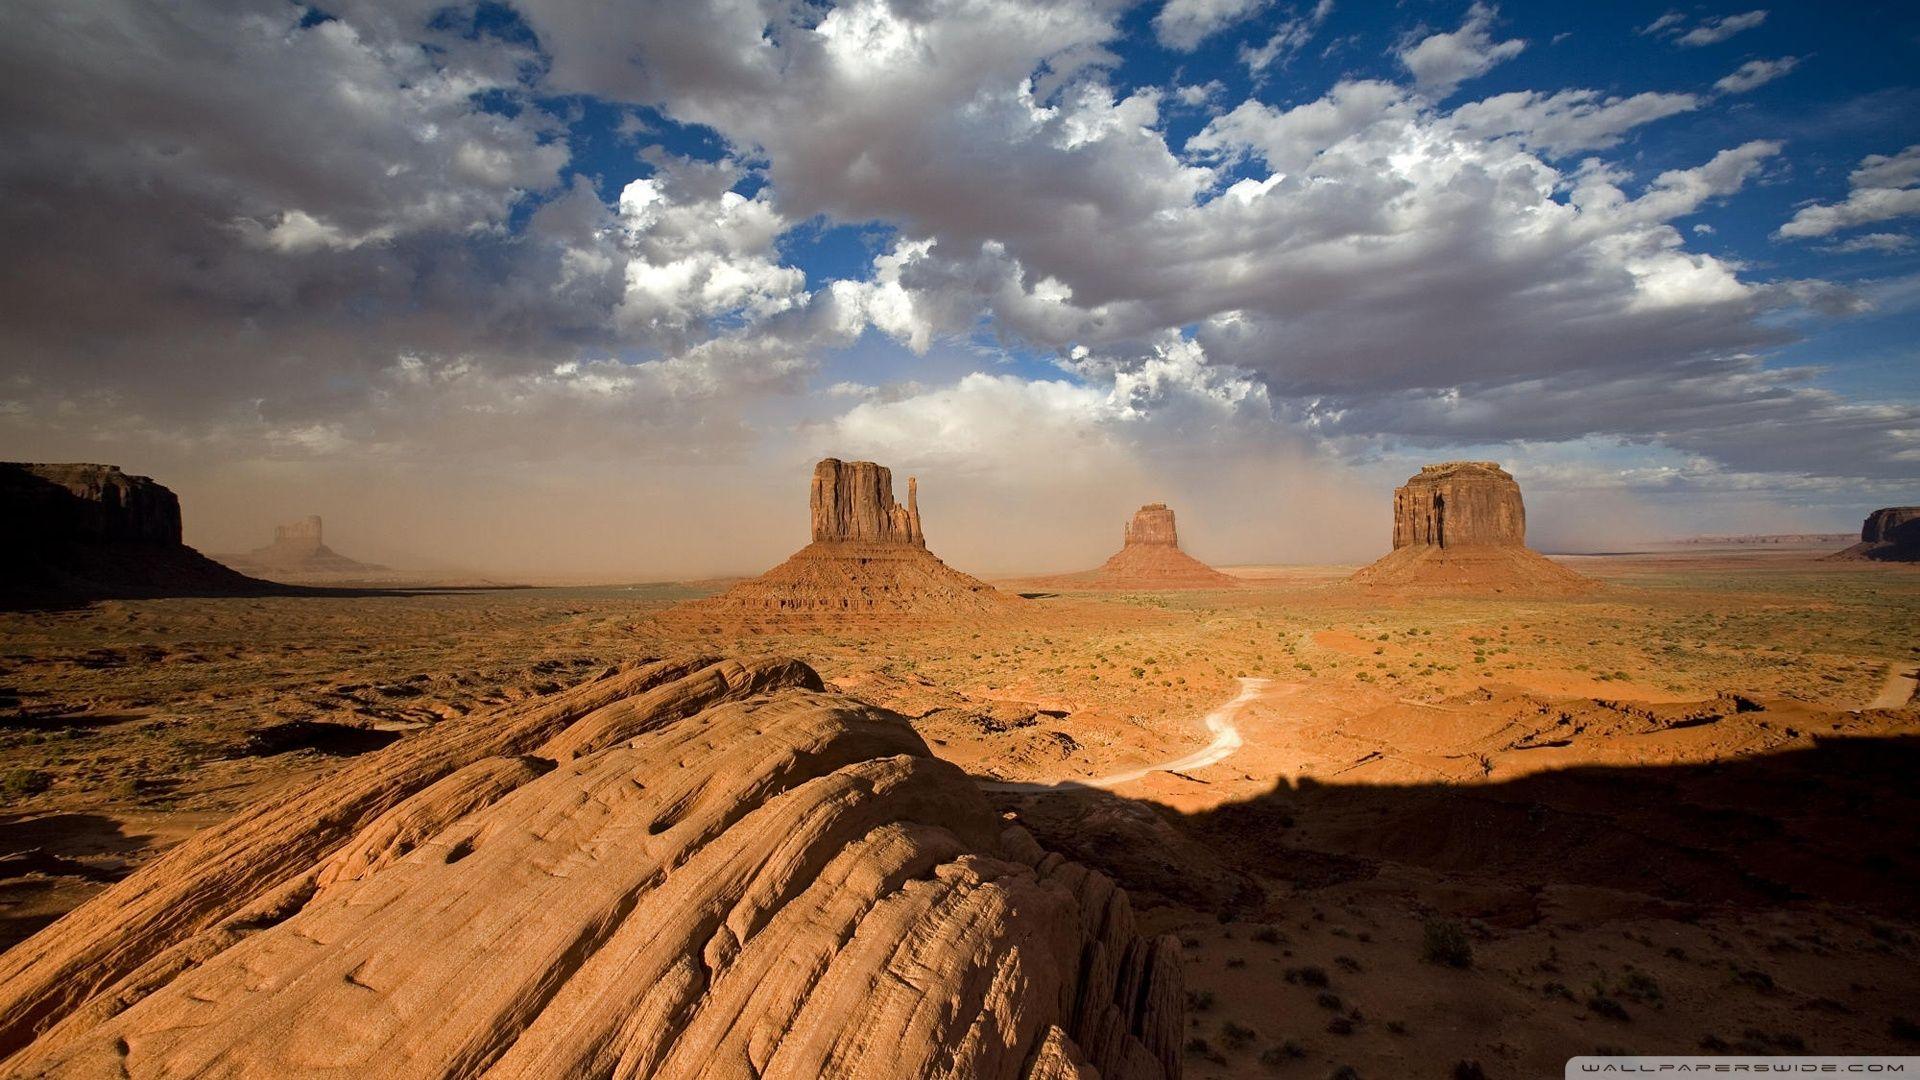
1355, 462, 1593, 594
0, 463, 276, 604
676, 458, 1019, 621
1829, 506, 1920, 563
0, 656, 1183, 1079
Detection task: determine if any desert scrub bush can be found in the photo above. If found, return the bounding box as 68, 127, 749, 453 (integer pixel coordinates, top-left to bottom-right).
1587, 993, 1632, 1022
1422, 917, 1473, 968
2, 768, 53, 800
1222, 1021, 1257, 1049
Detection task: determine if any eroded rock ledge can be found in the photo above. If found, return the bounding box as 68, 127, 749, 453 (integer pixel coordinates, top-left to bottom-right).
0, 656, 1181, 1079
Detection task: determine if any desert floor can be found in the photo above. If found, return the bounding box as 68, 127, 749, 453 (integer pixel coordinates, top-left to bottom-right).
3, 548, 1917, 1078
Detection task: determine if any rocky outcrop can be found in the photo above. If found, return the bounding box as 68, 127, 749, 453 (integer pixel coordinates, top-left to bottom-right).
0, 656, 1182, 1079
810, 459, 925, 546
1390, 461, 1526, 549
219, 515, 387, 579
673, 459, 1020, 622
1123, 504, 1179, 549
1, 463, 183, 546
0, 463, 277, 605
1829, 506, 1920, 562
1354, 462, 1592, 594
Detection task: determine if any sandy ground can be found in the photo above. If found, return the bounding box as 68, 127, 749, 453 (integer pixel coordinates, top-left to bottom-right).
3, 548, 1918, 1075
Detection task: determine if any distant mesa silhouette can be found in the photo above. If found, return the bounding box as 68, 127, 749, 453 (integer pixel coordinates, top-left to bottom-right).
221, 515, 385, 576
671, 457, 1020, 622
1828, 505, 1920, 563
0, 462, 278, 605
1037, 503, 1237, 590
1351, 461, 1594, 594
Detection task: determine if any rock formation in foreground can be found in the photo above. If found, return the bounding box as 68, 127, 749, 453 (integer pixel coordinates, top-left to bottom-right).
1828, 506, 1920, 562
0, 655, 1183, 1079
1047, 504, 1237, 590
676, 458, 1020, 622
0, 463, 279, 605
217, 515, 388, 580
1351, 461, 1593, 594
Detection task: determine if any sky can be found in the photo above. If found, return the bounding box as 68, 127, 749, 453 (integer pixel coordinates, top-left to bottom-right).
1, 0, 1917, 579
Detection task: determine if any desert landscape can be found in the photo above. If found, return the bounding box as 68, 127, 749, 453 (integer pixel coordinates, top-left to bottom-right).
2, 457, 1915, 1078
5, 1, 1920, 1076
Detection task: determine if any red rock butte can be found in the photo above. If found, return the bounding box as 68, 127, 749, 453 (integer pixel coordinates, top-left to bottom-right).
1057, 503, 1237, 589
673, 458, 1019, 622
1352, 461, 1594, 594
1828, 505, 1920, 563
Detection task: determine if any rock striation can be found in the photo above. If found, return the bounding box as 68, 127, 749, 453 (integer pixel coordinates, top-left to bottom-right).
1039, 504, 1237, 590
1829, 506, 1920, 563
675, 458, 1019, 622
0, 463, 277, 605
219, 515, 387, 579
0, 656, 1183, 1079
1389, 462, 1526, 549
1353, 462, 1593, 594
811, 460, 924, 546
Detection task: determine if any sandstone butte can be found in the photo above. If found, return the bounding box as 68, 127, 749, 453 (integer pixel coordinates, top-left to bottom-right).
0, 462, 277, 605
1044, 504, 1237, 590
673, 457, 1022, 622
1350, 461, 1594, 594
0, 655, 1185, 1079
222, 515, 386, 575
1828, 505, 1920, 563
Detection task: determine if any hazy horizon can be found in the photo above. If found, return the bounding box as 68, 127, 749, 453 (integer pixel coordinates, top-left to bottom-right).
3, 0, 1915, 581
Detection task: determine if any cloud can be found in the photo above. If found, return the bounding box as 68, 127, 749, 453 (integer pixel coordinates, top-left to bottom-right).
1240, 0, 1333, 76
1644, 10, 1769, 47
1395, 2, 1526, 98
1714, 55, 1802, 94
1821, 232, 1915, 254
0, 0, 1910, 576
1153, 0, 1269, 52
1777, 144, 1920, 238
1450, 88, 1702, 157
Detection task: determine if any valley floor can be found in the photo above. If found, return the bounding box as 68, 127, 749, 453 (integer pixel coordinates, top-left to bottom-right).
2, 548, 1916, 1076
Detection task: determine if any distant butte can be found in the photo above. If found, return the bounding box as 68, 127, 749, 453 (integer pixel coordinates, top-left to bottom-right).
1828, 505, 1920, 563
1351, 461, 1594, 594
219, 515, 386, 578
672, 457, 1020, 622
1046, 503, 1238, 590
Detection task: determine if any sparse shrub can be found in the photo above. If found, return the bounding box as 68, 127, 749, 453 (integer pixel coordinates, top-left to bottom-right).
1315, 992, 1342, 1011
1587, 994, 1632, 1022
1422, 917, 1473, 968
1, 769, 52, 800
1454, 1062, 1488, 1080
1222, 1021, 1257, 1049
1251, 925, 1282, 945
1325, 1016, 1354, 1035
1284, 965, 1329, 987
1330, 1067, 1359, 1080
1187, 989, 1216, 1012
